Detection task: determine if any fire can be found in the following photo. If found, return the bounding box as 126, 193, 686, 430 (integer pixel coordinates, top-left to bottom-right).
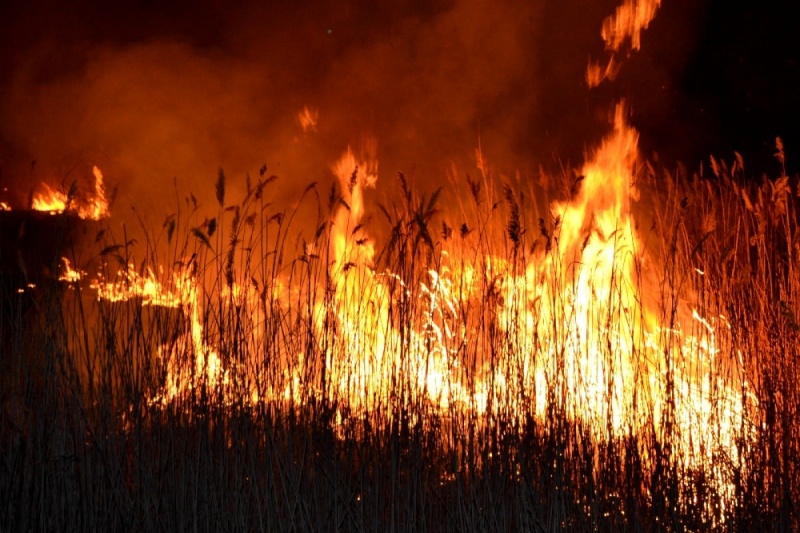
297, 106, 319, 133
48, 0, 751, 514
69, 259, 228, 404
30, 165, 110, 219
294, 106, 645, 429
588, 0, 662, 86
602, 0, 662, 51
527, 104, 643, 429
58, 257, 84, 283
61, 116, 750, 444
89, 265, 185, 308
294, 107, 748, 493
30, 182, 68, 214
313, 145, 395, 414
157, 269, 228, 405
47, 107, 751, 523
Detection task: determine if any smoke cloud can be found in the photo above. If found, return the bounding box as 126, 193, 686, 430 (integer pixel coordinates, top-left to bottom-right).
0, 1, 631, 213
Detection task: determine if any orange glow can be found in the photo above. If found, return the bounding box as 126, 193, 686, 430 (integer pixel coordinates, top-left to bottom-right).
80, 262, 227, 404
157, 270, 228, 405
49, 108, 752, 517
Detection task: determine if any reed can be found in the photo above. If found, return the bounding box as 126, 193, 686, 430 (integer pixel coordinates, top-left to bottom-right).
1, 146, 797, 532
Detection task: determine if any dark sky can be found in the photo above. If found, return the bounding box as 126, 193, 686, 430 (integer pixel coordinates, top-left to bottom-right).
0, 0, 797, 218
630, 0, 800, 176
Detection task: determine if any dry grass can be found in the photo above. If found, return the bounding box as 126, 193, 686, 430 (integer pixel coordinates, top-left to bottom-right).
1, 152, 798, 532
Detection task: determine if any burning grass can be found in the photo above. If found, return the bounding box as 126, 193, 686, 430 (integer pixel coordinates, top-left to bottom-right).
1, 123, 798, 531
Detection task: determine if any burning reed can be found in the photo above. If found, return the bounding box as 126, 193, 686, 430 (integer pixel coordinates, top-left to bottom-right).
1, 117, 798, 530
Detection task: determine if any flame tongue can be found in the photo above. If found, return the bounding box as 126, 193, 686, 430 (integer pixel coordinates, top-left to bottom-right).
31, 183, 69, 214
533, 104, 643, 430
30, 165, 110, 219
588, 0, 662, 86
330, 146, 378, 271
86, 166, 111, 219
602, 0, 662, 52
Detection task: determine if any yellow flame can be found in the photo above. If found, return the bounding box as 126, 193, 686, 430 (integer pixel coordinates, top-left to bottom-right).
90, 265, 185, 307
71, 114, 749, 467
160, 271, 228, 404
86, 166, 111, 220
30, 166, 110, 219
59, 257, 84, 283
66, 113, 751, 508
31, 183, 68, 214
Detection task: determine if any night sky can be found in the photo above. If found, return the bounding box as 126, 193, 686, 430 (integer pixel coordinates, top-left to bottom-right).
0, 0, 798, 214
631, 0, 800, 176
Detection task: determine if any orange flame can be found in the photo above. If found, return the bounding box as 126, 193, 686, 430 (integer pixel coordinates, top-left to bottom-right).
58, 257, 84, 283
89, 265, 185, 307
297, 106, 319, 133
588, 0, 662, 86
31, 166, 110, 219
602, 0, 662, 52
30, 183, 69, 214
79, 262, 227, 404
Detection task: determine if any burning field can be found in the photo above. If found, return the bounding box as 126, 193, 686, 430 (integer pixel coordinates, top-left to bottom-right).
1, 0, 799, 531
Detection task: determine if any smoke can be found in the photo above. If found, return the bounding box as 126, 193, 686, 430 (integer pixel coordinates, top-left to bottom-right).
1, 0, 691, 227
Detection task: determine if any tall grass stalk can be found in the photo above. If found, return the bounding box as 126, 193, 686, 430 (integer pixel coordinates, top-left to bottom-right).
1, 155, 798, 532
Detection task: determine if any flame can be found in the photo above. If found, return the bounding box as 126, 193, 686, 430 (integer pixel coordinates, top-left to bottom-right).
300, 109, 749, 497
89, 265, 185, 307
31, 182, 69, 214
329, 145, 378, 270
79, 261, 227, 404
588, 0, 661, 86
30, 166, 110, 219
158, 270, 228, 405
311, 107, 646, 428
58, 257, 84, 283
522, 104, 644, 430
318, 146, 387, 414
297, 106, 319, 133
51, 0, 748, 507
56, 110, 751, 511
35, 1, 759, 521
57, 253, 212, 402
602, 0, 662, 52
